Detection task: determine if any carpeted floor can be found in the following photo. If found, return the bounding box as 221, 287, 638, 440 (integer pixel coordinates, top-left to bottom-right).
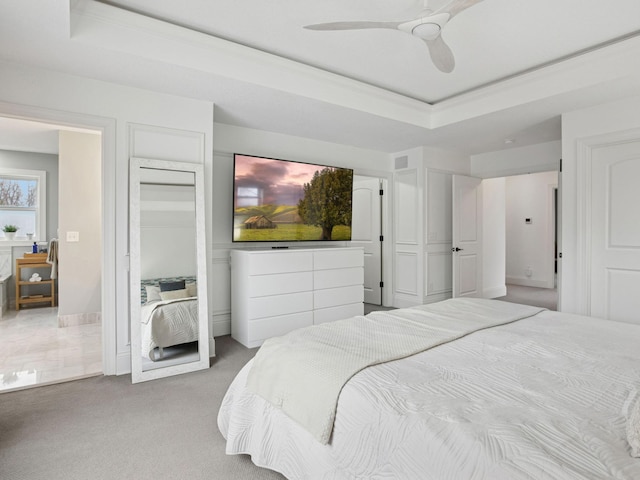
0, 335, 285, 480
1, 298, 554, 480
495, 284, 558, 311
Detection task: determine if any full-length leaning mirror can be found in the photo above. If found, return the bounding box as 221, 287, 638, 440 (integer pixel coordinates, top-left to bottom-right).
129, 157, 210, 383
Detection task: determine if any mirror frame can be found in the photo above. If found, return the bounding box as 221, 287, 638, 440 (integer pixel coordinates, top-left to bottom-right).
129, 157, 210, 383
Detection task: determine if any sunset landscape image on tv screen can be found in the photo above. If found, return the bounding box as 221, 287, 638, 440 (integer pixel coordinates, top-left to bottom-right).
233, 154, 353, 242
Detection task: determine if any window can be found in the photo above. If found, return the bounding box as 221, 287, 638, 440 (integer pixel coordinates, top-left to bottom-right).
0, 168, 46, 241
236, 186, 262, 207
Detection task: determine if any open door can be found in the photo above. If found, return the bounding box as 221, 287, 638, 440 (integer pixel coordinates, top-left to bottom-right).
452, 175, 483, 298
351, 175, 382, 305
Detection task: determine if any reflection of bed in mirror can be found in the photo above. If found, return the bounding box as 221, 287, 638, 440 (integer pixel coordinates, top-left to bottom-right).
140, 276, 199, 362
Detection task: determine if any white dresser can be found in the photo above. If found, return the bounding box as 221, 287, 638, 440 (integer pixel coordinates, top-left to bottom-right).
230, 247, 364, 348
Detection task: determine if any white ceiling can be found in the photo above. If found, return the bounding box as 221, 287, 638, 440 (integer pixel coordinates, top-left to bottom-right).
1, 0, 640, 155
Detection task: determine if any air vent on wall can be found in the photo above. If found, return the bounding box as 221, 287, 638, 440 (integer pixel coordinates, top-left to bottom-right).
395, 156, 409, 169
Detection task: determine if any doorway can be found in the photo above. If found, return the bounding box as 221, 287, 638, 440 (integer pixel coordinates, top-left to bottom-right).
501, 171, 558, 310
352, 174, 386, 306
0, 116, 104, 392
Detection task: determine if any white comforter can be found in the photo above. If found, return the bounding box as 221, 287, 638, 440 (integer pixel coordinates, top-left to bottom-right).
247, 298, 544, 444
140, 297, 198, 360
218, 300, 640, 480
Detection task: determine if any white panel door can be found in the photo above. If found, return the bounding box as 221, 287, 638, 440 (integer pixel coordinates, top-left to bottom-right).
352, 175, 382, 305
590, 148, 640, 324
452, 175, 483, 298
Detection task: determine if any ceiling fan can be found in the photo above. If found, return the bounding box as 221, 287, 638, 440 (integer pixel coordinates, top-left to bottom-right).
304, 0, 485, 73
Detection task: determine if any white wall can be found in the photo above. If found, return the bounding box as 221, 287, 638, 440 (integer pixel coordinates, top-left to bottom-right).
470, 141, 561, 178
58, 131, 102, 322
482, 177, 506, 298
0, 59, 214, 374
211, 123, 393, 334
505, 171, 557, 288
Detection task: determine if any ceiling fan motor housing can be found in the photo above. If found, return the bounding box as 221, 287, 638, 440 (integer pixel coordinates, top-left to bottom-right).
400, 12, 451, 39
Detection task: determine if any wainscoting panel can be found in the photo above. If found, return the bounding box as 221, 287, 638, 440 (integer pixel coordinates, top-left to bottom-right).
211, 247, 232, 336
426, 251, 452, 296
395, 252, 418, 296
606, 268, 640, 325
426, 170, 452, 244
129, 123, 205, 164
394, 169, 419, 245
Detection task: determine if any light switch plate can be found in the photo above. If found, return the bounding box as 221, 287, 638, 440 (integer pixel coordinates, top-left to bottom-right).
66, 231, 80, 242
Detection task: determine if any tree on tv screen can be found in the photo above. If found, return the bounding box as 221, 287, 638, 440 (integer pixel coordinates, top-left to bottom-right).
297, 168, 353, 240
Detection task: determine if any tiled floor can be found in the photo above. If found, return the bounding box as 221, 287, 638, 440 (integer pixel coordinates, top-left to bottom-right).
0, 306, 102, 393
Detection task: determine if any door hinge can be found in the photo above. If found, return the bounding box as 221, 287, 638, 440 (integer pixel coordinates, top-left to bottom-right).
559, 158, 562, 172
379, 235, 384, 242
379, 281, 384, 288
379, 189, 384, 196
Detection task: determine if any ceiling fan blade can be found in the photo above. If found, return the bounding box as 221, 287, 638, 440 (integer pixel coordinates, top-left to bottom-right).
304, 21, 401, 31
437, 0, 484, 19
423, 35, 455, 73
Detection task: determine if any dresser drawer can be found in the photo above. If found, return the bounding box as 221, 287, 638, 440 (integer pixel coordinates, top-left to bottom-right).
248, 271, 313, 297
314, 284, 363, 310
248, 311, 314, 346
248, 251, 313, 275
314, 302, 363, 325
314, 266, 363, 290
314, 248, 363, 270
248, 291, 313, 320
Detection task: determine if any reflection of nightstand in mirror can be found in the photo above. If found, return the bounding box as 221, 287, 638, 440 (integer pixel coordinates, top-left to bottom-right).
15, 253, 55, 310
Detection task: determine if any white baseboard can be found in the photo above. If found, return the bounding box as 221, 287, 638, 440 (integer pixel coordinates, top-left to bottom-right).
423, 292, 452, 304
116, 352, 131, 375
58, 311, 101, 327
212, 313, 231, 337
506, 276, 553, 289
392, 296, 421, 309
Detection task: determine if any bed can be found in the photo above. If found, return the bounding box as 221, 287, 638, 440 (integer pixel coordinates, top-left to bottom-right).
140, 277, 199, 361
218, 298, 640, 479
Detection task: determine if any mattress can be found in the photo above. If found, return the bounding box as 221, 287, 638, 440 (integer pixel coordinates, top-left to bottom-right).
140, 297, 199, 360
218, 300, 640, 479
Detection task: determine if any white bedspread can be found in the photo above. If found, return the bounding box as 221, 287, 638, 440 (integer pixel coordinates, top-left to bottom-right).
219, 300, 640, 480
247, 298, 544, 444
140, 297, 198, 360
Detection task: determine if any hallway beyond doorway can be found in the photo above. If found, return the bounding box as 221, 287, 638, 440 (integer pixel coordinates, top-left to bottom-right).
496, 284, 558, 311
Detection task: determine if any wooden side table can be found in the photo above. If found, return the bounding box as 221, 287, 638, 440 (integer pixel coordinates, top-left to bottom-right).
15, 253, 55, 310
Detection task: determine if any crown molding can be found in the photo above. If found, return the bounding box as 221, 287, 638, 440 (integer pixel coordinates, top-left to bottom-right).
69, 0, 433, 129
69, 1, 640, 135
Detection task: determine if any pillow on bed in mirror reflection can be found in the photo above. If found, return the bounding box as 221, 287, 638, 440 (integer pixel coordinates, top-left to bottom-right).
159, 280, 186, 292
186, 282, 197, 297
145, 285, 161, 303
159, 288, 189, 301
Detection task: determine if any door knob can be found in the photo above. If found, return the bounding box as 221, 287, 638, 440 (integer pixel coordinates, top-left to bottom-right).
451, 247, 463, 252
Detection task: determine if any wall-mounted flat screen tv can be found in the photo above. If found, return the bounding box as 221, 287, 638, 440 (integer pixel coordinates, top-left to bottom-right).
233, 154, 353, 242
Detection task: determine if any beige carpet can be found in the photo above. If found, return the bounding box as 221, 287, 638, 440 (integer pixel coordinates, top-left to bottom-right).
0, 336, 285, 480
